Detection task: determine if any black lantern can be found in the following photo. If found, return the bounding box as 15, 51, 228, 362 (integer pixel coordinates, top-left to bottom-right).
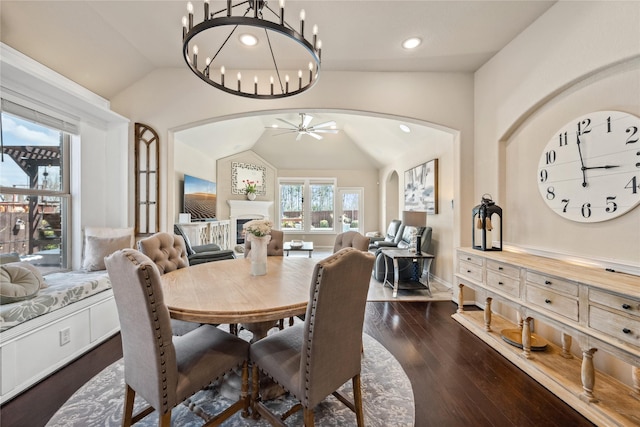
472, 194, 502, 251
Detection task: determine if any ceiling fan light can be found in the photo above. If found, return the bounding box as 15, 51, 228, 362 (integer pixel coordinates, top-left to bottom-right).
399, 124, 411, 133
239, 33, 258, 46
402, 37, 422, 50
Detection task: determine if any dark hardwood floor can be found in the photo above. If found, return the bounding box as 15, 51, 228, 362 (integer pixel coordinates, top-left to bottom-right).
1, 301, 593, 427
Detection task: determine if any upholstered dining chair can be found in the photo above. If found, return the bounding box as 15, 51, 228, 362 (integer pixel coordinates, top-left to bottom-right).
137, 232, 202, 336
105, 249, 250, 427
333, 231, 370, 253
244, 229, 284, 257
250, 247, 375, 427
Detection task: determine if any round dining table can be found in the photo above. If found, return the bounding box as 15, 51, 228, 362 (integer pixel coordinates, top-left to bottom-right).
160, 256, 318, 341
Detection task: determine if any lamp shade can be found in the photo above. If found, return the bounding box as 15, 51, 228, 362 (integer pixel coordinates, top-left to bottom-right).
402, 210, 426, 227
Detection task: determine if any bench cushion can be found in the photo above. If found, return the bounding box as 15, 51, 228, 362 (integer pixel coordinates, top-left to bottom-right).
0, 265, 41, 304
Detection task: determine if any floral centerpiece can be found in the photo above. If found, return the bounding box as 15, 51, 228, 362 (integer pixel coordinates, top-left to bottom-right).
243, 219, 273, 276
243, 180, 259, 194
243, 219, 273, 237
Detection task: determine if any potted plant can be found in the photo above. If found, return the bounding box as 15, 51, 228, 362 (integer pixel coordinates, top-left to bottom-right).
243, 180, 259, 200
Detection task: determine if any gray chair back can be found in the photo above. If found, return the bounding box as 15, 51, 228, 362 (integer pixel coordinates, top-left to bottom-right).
245, 229, 284, 258
105, 249, 178, 413
385, 219, 404, 243
137, 232, 189, 274
333, 231, 370, 253
301, 247, 375, 408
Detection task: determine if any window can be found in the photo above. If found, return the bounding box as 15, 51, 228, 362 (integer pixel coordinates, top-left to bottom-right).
338, 188, 364, 233
279, 178, 336, 232
0, 109, 71, 271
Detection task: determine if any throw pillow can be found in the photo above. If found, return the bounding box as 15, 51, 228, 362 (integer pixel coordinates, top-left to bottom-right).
0, 265, 41, 304
3, 262, 47, 289
82, 235, 132, 271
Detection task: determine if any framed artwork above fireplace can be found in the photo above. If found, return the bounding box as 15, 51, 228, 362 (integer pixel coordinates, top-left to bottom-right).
231, 162, 266, 195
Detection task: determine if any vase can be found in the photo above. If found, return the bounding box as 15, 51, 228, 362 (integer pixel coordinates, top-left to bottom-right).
247, 192, 256, 201
249, 234, 270, 276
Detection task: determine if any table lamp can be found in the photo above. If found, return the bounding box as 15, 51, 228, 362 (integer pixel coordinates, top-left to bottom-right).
402, 210, 427, 254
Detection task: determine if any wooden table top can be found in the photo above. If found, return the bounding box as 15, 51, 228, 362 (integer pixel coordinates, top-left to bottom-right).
160, 256, 318, 325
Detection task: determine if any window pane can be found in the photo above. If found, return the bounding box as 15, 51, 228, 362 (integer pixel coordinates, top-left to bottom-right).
280, 183, 303, 230
310, 183, 334, 230
340, 191, 361, 232
1, 111, 68, 271
1, 113, 63, 191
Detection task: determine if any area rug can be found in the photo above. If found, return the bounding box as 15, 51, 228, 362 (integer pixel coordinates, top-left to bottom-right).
366, 277, 453, 302
46, 333, 414, 427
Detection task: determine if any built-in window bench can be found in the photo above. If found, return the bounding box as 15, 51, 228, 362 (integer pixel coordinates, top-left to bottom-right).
453, 248, 639, 427
0, 270, 119, 404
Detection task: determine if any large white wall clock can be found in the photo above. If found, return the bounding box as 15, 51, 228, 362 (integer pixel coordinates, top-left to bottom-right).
537, 110, 640, 222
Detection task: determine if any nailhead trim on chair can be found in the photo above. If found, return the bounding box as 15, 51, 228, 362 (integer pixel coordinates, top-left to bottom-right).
124, 251, 172, 413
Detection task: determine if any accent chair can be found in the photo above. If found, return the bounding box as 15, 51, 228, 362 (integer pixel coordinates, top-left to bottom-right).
174, 224, 235, 264
368, 219, 404, 251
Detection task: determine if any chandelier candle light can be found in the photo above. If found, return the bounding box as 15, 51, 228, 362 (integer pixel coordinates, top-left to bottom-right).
243, 219, 273, 275
181, 0, 322, 99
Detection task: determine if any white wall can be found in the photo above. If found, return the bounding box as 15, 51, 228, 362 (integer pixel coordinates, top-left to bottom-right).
0, 44, 130, 270
474, 1, 640, 385
476, 1, 640, 263
110, 69, 475, 281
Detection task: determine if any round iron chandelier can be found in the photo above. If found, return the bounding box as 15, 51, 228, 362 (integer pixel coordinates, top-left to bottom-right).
181, 0, 322, 99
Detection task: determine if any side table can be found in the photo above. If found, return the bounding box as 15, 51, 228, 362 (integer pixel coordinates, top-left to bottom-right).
381, 249, 434, 298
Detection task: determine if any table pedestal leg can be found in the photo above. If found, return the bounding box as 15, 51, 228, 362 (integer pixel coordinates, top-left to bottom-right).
220, 320, 285, 401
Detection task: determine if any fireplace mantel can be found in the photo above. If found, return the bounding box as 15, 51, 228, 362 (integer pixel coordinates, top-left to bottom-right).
228, 200, 273, 219
228, 200, 274, 248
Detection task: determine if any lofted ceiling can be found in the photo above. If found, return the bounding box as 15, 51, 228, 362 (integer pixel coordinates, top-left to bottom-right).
0, 1, 555, 169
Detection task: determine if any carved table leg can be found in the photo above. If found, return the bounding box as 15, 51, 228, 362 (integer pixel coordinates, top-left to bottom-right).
456, 283, 465, 313
561, 333, 573, 359
521, 317, 532, 359
580, 348, 599, 403
632, 366, 639, 399
484, 297, 492, 332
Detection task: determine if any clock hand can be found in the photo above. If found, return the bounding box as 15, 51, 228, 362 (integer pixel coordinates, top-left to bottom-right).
583, 165, 620, 170
576, 132, 588, 187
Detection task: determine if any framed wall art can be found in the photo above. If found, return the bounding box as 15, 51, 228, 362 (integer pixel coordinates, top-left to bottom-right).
404, 158, 438, 214
231, 162, 266, 195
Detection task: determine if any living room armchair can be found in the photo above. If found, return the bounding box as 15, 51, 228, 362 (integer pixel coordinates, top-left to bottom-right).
368, 219, 404, 251
173, 224, 235, 264
372, 226, 433, 282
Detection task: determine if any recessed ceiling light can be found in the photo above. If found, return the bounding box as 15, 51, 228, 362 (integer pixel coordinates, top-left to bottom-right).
271, 124, 279, 128
402, 37, 422, 50
399, 124, 411, 133
239, 34, 258, 47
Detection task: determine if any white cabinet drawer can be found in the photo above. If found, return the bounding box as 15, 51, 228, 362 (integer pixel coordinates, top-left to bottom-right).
589, 289, 640, 319
526, 285, 579, 321
526, 271, 578, 297
486, 260, 519, 279
487, 270, 519, 297
458, 252, 483, 267
459, 260, 483, 282
589, 305, 640, 348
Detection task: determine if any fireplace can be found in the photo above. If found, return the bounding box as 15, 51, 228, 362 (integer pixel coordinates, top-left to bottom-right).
236, 218, 253, 245
228, 200, 274, 248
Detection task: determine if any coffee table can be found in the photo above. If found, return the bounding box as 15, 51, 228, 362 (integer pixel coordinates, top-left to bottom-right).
283, 241, 314, 258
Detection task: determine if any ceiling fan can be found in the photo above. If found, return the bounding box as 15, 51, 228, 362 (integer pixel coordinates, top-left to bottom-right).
269, 113, 338, 141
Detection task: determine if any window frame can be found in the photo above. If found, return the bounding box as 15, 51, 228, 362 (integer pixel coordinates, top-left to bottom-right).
0, 109, 72, 270
278, 177, 337, 234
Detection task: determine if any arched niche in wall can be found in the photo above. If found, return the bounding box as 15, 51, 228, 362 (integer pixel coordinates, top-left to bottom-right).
135, 123, 160, 236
